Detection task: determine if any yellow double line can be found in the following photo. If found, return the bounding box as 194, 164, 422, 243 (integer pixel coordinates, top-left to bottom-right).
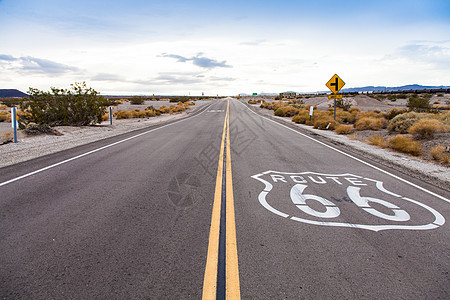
202, 100, 240, 299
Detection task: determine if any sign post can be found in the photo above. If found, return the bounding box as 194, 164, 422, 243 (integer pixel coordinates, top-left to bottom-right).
326, 74, 345, 120
109, 107, 113, 125
11, 107, 17, 143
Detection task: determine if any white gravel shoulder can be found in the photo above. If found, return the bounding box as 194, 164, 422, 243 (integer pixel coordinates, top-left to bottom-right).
0, 102, 210, 168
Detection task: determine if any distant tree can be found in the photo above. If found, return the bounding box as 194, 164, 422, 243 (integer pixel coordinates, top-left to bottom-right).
130, 96, 145, 105
169, 96, 190, 103
20, 82, 108, 126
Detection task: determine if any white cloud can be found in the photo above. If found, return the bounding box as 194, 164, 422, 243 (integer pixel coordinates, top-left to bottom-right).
160, 53, 232, 69
0, 54, 80, 76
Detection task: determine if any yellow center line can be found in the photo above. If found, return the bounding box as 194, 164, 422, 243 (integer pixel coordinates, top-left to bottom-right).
202, 102, 228, 299
202, 100, 241, 299
225, 100, 241, 299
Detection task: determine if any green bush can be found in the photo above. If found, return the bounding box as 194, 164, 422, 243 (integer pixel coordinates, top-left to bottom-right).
169, 96, 190, 103
335, 98, 353, 111
129, 96, 145, 105
387, 112, 431, 133
407, 95, 432, 112
20, 82, 107, 126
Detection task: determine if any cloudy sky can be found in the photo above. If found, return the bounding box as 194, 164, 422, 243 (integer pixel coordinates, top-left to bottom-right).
1, 0, 449, 95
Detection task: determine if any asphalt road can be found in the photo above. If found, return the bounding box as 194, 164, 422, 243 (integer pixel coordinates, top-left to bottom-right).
0, 98, 449, 299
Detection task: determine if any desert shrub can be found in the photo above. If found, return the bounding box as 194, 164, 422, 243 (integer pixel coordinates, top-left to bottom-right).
169, 96, 190, 103
20, 82, 107, 126
386, 108, 407, 120
429, 145, 446, 161
334, 124, 355, 135
159, 105, 170, 114
0, 104, 7, 110
0, 98, 21, 107
0, 132, 13, 144
443, 153, 450, 164
0, 110, 11, 122
274, 106, 299, 117
23, 124, 62, 136
292, 111, 310, 124
349, 107, 361, 114
101, 113, 110, 121
387, 135, 421, 156
129, 96, 145, 105
248, 100, 258, 104
438, 111, 450, 125
387, 112, 432, 133
408, 119, 446, 139
314, 118, 339, 130
116, 110, 134, 119
336, 111, 356, 124
357, 110, 386, 120
354, 117, 386, 130
367, 134, 387, 148
304, 104, 317, 111
407, 95, 432, 112
274, 108, 285, 116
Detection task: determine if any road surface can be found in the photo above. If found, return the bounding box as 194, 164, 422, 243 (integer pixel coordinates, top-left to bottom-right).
1, 98, 449, 299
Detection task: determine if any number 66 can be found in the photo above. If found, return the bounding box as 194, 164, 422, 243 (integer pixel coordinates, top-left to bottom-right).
290, 184, 410, 222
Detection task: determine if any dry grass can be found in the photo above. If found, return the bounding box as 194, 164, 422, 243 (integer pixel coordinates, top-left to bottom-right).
292, 112, 310, 124
159, 105, 170, 114
334, 124, 355, 135
367, 134, 387, 148
386, 108, 407, 120
314, 118, 339, 130
336, 111, 356, 124
0, 104, 7, 110
429, 145, 449, 165
348, 107, 361, 114
0, 110, 11, 122
429, 145, 445, 160
387, 134, 422, 156
115, 102, 187, 119
274, 106, 299, 117
354, 117, 387, 131
101, 113, 110, 121
408, 119, 446, 139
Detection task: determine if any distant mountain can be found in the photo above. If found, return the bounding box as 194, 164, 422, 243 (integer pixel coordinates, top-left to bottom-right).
341, 84, 450, 93
0, 89, 28, 98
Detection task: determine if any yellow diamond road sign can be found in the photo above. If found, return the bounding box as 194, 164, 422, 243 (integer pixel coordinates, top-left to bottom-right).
326, 74, 345, 94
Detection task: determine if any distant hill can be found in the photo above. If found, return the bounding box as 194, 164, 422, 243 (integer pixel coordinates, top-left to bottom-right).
0, 89, 28, 98
341, 84, 450, 93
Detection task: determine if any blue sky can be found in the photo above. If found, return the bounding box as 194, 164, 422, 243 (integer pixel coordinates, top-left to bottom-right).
1, 0, 449, 95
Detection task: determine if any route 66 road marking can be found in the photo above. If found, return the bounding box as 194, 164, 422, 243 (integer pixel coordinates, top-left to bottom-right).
251, 171, 445, 232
